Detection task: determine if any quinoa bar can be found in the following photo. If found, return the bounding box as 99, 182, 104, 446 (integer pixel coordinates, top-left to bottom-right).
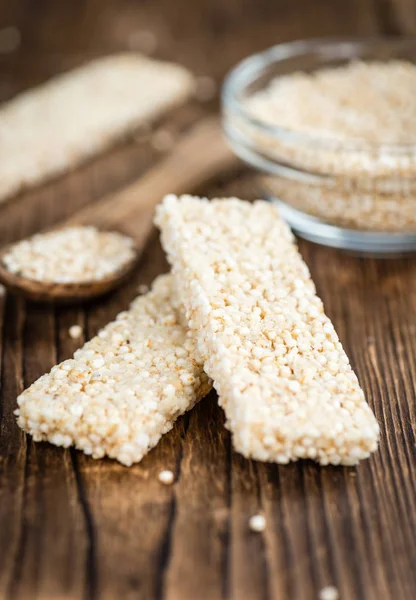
0, 54, 194, 203
156, 195, 379, 465
16, 274, 211, 466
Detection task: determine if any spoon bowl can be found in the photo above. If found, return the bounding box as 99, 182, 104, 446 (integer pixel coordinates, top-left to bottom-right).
0, 239, 139, 303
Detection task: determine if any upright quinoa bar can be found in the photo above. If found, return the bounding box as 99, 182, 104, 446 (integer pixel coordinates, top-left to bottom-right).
156, 195, 379, 465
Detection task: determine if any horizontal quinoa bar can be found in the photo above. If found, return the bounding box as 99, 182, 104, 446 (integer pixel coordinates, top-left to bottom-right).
156, 195, 379, 465
16, 274, 211, 466
0, 54, 194, 203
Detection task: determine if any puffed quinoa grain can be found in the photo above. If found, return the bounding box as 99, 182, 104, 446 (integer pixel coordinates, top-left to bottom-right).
156, 195, 379, 466
2, 226, 136, 283
319, 586, 339, 600
151, 129, 175, 152
249, 514, 266, 532
158, 469, 175, 485
16, 274, 211, 466
68, 325, 83, 339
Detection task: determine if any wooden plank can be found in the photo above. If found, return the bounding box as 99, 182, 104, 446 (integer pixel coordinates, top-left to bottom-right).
4, 301, 88, 600
163, 394, 229, 600
0, 294, 26, 598
229, 458, 270, 600
0, 290, 23, 596
0, 115, 91, 596
299, 243, 416, 600
377, 0, 416, 33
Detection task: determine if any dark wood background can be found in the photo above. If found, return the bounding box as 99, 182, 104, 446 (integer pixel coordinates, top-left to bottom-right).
0, 1, 416, 599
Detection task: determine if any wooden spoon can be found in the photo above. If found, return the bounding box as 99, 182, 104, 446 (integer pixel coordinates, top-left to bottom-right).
0, 117, 239, 302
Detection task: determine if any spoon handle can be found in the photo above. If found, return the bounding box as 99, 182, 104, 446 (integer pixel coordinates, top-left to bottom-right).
65, 116, 239, 246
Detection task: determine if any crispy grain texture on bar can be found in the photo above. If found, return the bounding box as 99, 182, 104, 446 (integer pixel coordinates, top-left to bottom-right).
0, 54, 194, 203
156, 195, 379, 465
16, 274, 211, 466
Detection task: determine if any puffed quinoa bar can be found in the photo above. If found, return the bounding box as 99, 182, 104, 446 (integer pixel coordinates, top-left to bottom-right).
156, 195, 380, 466
0, 54, 194, 203
16, 274, 211, 466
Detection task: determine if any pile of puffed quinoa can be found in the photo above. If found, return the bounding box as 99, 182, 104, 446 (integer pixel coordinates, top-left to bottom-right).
2, 226, 136, 283
244, 60, 416, 232
248, 61, 416, 146
17, 195, 379, 470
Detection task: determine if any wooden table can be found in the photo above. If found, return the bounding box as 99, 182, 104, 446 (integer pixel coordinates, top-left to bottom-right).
0, 1, 415, 599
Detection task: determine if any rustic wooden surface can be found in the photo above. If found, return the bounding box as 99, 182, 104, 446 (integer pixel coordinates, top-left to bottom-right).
0, 1, 415, 599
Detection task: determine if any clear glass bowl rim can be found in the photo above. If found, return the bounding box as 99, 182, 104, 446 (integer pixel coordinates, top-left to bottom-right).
222, 37, 416, 154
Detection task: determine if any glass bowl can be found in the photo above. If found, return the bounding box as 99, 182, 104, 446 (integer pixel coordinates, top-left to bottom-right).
222, 38, 416, 255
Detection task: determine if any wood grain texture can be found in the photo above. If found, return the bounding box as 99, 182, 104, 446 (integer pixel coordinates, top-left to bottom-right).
0, 1, 415, 599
